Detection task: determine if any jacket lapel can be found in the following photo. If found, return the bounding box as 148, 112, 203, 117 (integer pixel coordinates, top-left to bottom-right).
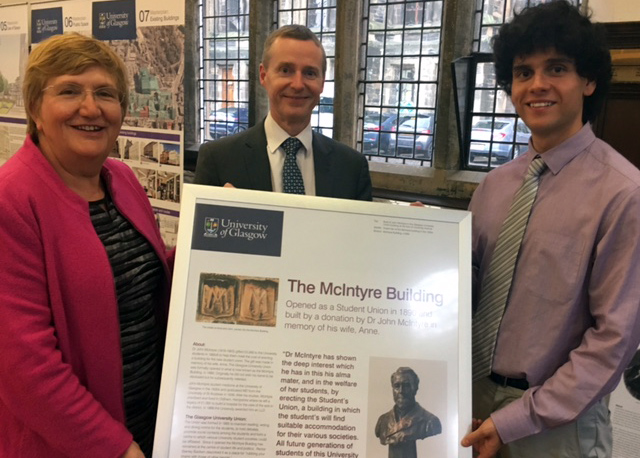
239, 121, 273, 192
312, 131, 333, 197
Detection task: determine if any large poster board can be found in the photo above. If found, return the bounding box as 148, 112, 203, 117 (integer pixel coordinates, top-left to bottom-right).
154, 185, 472, 457
611, 347, 640, 457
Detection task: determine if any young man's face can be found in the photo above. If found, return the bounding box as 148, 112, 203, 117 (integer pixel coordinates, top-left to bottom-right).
259, 37, 325, 136
510, 49, 596, 152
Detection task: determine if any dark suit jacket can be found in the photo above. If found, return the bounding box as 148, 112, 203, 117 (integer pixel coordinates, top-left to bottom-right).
194, 120, 372, 201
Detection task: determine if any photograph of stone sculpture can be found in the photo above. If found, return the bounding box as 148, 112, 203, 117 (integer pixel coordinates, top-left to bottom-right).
196, 273, 278, 327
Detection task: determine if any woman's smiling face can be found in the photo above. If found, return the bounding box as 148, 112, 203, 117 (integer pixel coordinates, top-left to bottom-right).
33, 66, 124, 168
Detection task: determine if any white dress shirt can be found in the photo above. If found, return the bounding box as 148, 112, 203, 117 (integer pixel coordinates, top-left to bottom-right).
264, 113, 316, 195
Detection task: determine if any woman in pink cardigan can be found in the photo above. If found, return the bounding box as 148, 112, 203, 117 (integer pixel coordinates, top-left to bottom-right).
0, 33, 172, 457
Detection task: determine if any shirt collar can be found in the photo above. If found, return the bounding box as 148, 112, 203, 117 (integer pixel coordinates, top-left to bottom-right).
265, 112, 313, 156
526, 123, 596, 175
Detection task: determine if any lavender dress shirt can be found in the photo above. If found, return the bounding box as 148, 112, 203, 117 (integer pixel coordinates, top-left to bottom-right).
469, 124, 640, 443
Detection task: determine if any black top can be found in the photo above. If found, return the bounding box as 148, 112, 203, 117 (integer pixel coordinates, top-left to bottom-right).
89, 193, 163, 456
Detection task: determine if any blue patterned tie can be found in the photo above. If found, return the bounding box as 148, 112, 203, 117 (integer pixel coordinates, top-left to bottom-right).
472, 157, 547, 381
282, 137, 305, 194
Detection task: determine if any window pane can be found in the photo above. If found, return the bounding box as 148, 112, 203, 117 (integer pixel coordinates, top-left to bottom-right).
418, 83, 437, 108
401, 58, 420, 82
366, 57, 383, 80
403, 30, 422, 55
367, 32, 385, 55
473, 89, 496, 113
483, 0, 505, 24
495, 90, 516, 114
370, 5, 387, 30
475, 62, 496, 87
419, 56, 438, 82
385, 31, 403, 56
423, 1, 442, 27
422, 30, 440, 55
479, 26, 497, 52
279, 11, 293, 24
359, 0, 443, 166
199, 0, 250, 142
405, 2, 423, 28
383, 82, 401, 106
387, 4, 405, 29
365, 83, 383, 106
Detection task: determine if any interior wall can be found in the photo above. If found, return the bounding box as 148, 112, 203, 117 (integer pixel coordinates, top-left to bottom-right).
590, 0, 640, 23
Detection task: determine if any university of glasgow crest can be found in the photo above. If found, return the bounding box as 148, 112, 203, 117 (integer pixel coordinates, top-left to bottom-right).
204, 217, 219, 237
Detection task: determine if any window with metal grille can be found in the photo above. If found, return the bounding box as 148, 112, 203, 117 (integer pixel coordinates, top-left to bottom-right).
358, 0, 443, 167
275, 0, 337, 138
464, 0, 581, 170
198, 0, 250, 142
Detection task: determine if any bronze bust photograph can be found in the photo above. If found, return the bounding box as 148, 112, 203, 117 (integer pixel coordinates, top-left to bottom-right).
375, 367, 442, 458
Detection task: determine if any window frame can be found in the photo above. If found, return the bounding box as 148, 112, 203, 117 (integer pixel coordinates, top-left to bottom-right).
453, 52, 530, 171
357, 0, 444, 168
191, 0, 483, 203
198, 0, 251, 144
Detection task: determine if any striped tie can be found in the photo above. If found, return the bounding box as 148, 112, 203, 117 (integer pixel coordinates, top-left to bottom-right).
472, 157, 547, 381
282, 137, 305, 194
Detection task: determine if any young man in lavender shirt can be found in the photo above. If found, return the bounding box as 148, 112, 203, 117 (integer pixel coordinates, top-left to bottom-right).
462, 1, 640, 457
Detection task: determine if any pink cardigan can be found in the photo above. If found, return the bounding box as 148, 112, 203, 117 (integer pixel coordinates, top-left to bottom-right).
0, 136, 172, 457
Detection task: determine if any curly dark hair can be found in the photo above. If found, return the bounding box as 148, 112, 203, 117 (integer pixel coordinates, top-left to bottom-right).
492, 0, 611, 123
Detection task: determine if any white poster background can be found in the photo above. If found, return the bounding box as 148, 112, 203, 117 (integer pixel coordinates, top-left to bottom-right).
611, 348, 640, 457
154, 185, 472, 458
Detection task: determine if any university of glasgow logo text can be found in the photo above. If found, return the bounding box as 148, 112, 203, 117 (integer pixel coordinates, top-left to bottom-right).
192, 204, 284, 257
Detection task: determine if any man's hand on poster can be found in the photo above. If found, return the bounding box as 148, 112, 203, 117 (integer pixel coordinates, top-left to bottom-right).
461, 417, 502, 458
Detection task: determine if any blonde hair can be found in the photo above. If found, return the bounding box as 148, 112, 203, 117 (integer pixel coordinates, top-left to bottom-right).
23, 33, 129, 136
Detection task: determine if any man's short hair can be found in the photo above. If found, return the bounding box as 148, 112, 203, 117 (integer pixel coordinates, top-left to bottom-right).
261, 24, 327, 76
492, 0, 611, 123
391, 367, 420, 388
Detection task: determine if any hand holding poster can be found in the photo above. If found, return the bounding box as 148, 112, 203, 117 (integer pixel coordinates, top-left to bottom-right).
154, 185, 472, 457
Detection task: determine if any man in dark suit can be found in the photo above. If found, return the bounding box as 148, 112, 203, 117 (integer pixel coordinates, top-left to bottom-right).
194, 25, 372, 201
